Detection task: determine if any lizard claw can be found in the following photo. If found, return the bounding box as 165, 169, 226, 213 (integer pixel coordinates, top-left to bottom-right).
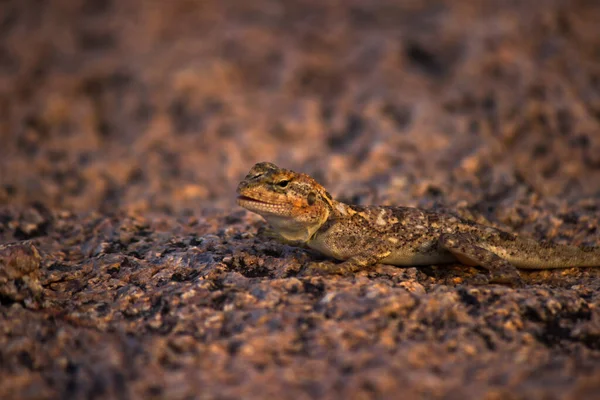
488, 271, 525, 287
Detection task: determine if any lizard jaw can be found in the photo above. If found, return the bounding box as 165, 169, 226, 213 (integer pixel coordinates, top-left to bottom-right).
237, 195, 294, 216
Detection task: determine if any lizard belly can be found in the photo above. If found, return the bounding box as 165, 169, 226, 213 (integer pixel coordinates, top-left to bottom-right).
309, 233, 456, 265
381, 250, 456, 266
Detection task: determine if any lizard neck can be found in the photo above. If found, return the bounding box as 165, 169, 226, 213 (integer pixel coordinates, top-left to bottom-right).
329, 199, 358, 219
267, 200, 332, 243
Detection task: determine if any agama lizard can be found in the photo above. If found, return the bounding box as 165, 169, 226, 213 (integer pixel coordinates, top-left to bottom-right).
236, 162, 600, 285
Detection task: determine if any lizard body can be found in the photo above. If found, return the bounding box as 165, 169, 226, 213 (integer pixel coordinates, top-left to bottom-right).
236, 162, 600, 285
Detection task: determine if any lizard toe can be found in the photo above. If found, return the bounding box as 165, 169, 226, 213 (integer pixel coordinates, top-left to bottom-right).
488, 270, 525, 287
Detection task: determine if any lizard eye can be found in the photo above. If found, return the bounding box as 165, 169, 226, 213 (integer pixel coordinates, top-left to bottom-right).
276, 180, 290, 188
307, 192, 316, 205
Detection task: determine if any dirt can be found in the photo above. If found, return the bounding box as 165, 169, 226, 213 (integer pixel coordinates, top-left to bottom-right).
1, 0, 600, 399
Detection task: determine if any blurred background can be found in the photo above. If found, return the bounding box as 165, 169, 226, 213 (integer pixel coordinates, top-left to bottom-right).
2, 3, 600, 398
1, 0, 600, 216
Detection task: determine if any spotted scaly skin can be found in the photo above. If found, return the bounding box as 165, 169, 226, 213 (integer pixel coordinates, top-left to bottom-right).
236, 162, 600, 285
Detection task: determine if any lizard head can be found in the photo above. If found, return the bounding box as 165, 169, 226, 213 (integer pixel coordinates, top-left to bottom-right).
237, 162, 333, 242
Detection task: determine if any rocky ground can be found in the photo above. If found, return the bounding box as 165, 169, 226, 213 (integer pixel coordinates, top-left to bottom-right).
1, 0, 600, 398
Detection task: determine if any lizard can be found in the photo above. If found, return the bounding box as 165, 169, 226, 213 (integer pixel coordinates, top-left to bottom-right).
236, 162, 600, 285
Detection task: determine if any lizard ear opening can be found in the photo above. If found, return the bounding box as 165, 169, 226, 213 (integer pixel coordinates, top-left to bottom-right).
307, 192, 317, 206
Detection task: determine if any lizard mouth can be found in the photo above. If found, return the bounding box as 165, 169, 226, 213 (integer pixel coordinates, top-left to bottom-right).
237, 195, 291, 215
236, 195, 271, 204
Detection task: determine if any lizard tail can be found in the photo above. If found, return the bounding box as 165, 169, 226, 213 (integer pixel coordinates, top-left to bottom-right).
484, 238, 600, 269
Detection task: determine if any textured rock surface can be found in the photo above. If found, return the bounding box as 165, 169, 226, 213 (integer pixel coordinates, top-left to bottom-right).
1, 0, 600, 398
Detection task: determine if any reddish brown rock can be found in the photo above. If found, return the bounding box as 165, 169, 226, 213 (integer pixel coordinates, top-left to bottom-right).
1, 0, 600, 399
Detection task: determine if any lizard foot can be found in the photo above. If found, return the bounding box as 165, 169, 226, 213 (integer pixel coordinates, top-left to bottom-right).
306, 254, 380, 275
306, 260, 362, 275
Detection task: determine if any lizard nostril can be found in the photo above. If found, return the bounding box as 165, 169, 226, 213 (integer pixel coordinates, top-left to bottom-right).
236, 181, 249, 193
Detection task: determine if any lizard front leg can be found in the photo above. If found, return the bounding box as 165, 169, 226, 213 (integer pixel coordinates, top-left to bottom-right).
438, 233, 524, 286
260, 227, 310, 248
